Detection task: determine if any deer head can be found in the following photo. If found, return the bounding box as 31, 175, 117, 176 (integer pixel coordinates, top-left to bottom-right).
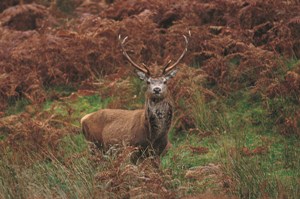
119, 35, 188, 100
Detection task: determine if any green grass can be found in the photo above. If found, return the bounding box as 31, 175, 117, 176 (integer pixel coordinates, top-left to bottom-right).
41, 94, 111, 126
283, 58, 300, 71
0, 136, 98, 199
162, 89, 300, 198
191, 92, 229, 133
1, 66, 299, 198
2, 89, 299, 198
0, 93, 111, 199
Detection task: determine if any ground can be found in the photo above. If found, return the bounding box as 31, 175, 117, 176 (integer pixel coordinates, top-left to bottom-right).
0, 0, 299, 198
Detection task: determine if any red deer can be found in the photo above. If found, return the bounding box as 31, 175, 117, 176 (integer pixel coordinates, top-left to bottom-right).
81, 35, 188, 156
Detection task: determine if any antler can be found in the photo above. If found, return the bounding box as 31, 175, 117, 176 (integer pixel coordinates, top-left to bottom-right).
163, 35, 188, 74
119, 35, 150, 75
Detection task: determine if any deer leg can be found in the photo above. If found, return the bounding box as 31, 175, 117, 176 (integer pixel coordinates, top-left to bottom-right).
153, 134, 170, 156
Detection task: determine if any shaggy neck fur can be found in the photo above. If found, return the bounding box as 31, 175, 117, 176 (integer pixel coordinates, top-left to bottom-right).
145, 95, 173, 142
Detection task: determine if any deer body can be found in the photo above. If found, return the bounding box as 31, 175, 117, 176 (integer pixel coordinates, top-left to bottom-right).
81, 35, 188, 156
81, 109, 148, 147
81, 96, 173, 154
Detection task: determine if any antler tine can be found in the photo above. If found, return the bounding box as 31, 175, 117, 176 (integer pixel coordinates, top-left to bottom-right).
163, 35, 188, 74
119, 35, 150, 75
162, 59, 172, 71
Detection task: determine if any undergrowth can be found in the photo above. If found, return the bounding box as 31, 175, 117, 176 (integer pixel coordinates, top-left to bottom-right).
1, 63, 299, 198
0, 93, 109, 198
0, 0, 300, 197
162, 87, 300, 198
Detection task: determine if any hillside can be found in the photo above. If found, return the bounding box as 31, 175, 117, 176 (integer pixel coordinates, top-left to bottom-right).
0, 0, 299, 198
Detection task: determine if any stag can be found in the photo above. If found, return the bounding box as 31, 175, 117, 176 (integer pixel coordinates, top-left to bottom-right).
81, 35, 188, 156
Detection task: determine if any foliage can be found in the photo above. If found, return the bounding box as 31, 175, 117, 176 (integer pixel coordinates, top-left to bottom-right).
0, 0, 300, 198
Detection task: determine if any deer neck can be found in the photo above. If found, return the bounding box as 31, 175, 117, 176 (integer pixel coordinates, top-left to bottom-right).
145, 95, 173, 142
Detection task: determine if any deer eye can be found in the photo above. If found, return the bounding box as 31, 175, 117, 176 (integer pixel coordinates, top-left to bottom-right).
163, 79, 167, 84
146, 79, 151, 84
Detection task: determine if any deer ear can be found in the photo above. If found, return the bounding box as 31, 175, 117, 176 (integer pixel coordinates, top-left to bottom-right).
165, 69, 178, 80
136, 71, 147, 81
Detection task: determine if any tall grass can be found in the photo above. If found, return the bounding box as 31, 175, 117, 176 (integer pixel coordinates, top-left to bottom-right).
221, 91, 300, 199
1, 72, 300, 198
223, 136, 300, 199
162, 89, 300, 198
0, 135, 96, 199
191, 92, 229, 134
0, 93, 111, 198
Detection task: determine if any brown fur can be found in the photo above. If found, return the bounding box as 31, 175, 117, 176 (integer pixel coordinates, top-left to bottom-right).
81, 35, 187, 156
81, 96, 173, 155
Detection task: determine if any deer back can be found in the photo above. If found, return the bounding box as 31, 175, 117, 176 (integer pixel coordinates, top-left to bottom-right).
81, 109, 150, 148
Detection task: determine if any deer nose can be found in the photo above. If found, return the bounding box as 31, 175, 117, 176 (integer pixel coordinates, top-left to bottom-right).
153, 87, 161, 94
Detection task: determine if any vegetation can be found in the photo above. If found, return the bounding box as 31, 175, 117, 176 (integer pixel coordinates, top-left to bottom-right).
0, 0, 299, 198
